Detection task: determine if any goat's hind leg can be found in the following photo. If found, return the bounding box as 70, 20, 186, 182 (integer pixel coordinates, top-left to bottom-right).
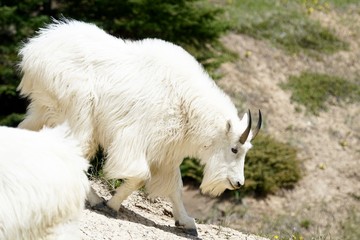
18, 103, 47, 131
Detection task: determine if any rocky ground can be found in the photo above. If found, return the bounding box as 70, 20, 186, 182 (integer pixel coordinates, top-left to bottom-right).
80, 181, 269, 240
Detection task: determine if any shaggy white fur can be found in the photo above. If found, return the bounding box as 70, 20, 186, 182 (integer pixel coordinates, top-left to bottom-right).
17, 19, 259, 234
0, 124, 89, 240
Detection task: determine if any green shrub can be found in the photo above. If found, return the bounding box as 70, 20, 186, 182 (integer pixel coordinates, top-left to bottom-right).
0, 85, 27, 122
0, 1, 51, 126
59, 0, 227, 46
281, 72, 360, 115
243, 134, 302, 196
0, 113, 24, 127
326, 0, 360, 8
181, 157, 203, 184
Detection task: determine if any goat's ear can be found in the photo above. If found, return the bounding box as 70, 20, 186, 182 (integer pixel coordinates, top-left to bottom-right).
240, 111, 248, 124
226, 120, 231, 135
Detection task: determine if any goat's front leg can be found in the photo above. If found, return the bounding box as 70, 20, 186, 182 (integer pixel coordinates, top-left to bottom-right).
146, 167, 197, 235
90, 178, 145, 217
87, 186, 105, 207
106, 178, 145, 212
168, 169, 197, 236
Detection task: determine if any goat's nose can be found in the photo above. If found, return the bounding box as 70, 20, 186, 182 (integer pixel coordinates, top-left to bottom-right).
229, 178, 244, 189
237, 178, 245, 187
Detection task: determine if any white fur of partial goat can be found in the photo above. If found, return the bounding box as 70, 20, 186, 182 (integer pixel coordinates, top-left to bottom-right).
0, 124, 89, 240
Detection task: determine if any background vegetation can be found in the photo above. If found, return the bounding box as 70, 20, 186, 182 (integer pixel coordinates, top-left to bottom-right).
223, 0, 349, 55
281, 72, 360, 115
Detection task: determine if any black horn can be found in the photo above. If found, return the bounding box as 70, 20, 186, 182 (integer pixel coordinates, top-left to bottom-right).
239, 109, 252, 144
251, 109, 262, 141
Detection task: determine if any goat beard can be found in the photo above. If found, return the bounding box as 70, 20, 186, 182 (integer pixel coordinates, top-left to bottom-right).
200, 179, 228, 197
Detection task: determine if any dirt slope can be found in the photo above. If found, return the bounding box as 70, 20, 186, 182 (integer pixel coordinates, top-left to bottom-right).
80, 181, 269, 240
183, 7, 360, 239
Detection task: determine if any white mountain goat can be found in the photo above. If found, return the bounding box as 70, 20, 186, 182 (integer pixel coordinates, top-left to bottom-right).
0, 124, 90, 240
17, 19, 262, 235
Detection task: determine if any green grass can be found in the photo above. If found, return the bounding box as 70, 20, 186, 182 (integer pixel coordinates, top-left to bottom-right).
280, 72, 360, 115
260, 214, 305, 240
221, 0, 348, 55
341, 208, 360, 240
261, 208, 360, 240
326, 0, 360, 8
88, 148, 123, 190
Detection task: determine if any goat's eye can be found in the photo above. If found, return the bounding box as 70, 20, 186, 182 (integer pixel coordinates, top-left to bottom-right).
231, 148, 238, 154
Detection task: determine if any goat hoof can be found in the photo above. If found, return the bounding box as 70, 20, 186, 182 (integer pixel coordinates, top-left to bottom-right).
184, 228, 198, 237
91, 200, 106, 210
91, 201, 118, 218
175, 221, 198, 236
